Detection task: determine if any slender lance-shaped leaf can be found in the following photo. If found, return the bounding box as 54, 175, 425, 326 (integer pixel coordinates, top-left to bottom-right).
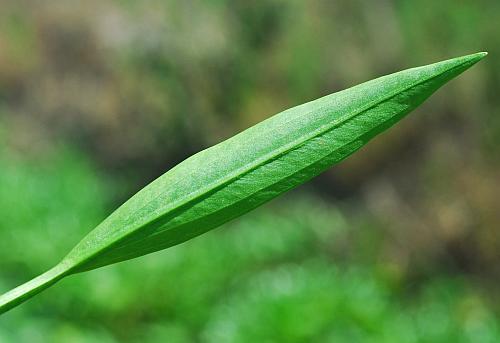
0, 52, 487, 315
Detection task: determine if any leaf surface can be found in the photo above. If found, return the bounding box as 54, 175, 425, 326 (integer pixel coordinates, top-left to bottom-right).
0, 52, 487, 315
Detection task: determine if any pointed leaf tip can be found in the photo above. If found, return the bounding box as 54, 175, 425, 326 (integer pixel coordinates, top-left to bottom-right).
470, 51, 488, 60
461, 51, 488, 64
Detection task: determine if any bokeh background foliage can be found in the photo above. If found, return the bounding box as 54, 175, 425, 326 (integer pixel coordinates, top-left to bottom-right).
0, 0, 499, 342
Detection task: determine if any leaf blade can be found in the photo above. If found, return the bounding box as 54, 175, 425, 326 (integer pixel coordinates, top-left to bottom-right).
65, 52, 487, 271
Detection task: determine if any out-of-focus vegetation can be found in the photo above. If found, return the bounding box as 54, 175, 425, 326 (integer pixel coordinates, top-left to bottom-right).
0, 0, 499, 341
0, 145, 499, 342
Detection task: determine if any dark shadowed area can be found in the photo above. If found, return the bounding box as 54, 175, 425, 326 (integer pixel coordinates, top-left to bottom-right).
0, 1, 499, 341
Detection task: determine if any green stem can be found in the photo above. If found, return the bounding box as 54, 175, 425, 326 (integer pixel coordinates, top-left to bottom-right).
0, 264, 69, 315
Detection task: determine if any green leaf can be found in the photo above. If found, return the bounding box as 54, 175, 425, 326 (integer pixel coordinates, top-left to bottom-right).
0, 52, 487, 315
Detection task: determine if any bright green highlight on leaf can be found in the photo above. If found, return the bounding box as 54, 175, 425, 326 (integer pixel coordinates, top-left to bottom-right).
0, 52, 487, 315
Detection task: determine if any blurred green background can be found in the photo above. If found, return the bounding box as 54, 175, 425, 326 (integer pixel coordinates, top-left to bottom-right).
0, 1, 499, 342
